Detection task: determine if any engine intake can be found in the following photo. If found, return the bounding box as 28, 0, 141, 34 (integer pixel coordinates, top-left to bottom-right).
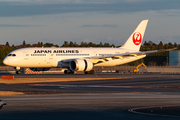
69, 59, 93, 71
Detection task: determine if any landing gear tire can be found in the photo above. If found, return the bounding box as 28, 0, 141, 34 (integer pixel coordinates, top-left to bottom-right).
69, 71, 74, 74
14, 67, 21, 74
84, 70, 95, 74
16, 70, 21, 74
64, 70, 68, 74
64, 70, 74, 74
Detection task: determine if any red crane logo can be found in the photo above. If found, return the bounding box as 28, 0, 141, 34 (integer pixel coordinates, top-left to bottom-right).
132, 32, 142, 45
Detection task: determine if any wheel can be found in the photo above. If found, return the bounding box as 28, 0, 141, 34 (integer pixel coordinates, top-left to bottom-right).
64, 70, 68, 74
68, 71, 74, 74
84, 70, 95, 74
64, 70, 74, 74
16, 70, 20, 74
90, 70, 95, 74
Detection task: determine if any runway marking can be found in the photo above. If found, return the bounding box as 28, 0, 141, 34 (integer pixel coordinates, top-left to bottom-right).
128, 105, 180, 118
0, 77, 131, 84
29, 84, 177, 90
0, 91, 24, 96
29, 84, 133, 88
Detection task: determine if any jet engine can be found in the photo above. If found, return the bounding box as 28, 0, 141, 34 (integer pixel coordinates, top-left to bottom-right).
69, 59, 93, 71
30, 68, 51, 71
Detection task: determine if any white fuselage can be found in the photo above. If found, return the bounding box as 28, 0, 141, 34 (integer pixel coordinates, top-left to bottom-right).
3, 47, 146, 68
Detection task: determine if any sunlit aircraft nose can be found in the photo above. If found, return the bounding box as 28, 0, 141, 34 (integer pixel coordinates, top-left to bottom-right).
3, 58, 9, 65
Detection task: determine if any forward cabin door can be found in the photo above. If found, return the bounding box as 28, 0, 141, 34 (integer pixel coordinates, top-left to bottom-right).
23, 51, 29, 60
22, 51, 30, 67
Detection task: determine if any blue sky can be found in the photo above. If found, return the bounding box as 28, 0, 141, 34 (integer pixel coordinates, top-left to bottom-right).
0, 0, 180, 46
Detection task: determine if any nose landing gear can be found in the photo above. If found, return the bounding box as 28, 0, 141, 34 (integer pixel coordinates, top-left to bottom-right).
14, 67, 21, 74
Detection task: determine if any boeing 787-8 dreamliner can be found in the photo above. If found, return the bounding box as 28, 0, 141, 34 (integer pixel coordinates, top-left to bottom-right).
3, 20, 175, 74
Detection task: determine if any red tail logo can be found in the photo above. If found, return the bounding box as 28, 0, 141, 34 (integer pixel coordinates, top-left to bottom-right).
132, 32, 142, 45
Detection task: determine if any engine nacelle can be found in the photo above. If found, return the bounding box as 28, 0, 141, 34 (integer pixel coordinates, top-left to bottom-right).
69, 59, 93, 72
30, 68, 51, 71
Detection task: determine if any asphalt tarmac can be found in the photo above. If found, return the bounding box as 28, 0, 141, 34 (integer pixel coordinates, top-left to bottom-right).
1, 73, 180, 120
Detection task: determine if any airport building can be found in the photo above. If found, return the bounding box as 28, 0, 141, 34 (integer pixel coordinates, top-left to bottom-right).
169, 51, 180, 66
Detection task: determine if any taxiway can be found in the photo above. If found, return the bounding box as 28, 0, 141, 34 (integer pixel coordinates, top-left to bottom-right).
0, 74, 180, 120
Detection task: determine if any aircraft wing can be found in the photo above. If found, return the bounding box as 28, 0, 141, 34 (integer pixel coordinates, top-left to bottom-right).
141, 48, 177, 55
88, 48, 177, 59
62, 48, 176, 63
61, 52, 143, 62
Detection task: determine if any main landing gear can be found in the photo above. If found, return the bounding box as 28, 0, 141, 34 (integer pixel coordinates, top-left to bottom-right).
64, 70, 74, 74
64, 70, 95, 74
84, 70, 95, 74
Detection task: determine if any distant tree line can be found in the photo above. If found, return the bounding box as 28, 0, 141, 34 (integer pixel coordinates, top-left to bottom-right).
0, 40, 179, 66
61, 41, 116, 47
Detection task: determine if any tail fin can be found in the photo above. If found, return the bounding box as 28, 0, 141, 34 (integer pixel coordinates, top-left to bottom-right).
121, 20, 148, 51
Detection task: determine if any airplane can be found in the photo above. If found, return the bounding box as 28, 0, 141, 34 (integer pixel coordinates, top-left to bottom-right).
3, 20, 175, 74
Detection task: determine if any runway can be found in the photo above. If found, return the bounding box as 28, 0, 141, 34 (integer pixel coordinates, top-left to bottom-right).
1, 74, 180, 120
1, 73, 178, 78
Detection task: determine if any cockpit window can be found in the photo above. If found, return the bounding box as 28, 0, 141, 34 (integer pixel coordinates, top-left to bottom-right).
7, 54, 16, 57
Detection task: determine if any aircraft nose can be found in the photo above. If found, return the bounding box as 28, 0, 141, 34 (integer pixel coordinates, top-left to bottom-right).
3, 58, 9, 65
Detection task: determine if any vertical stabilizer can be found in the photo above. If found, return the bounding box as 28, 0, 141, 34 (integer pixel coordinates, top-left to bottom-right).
121, 20, 148, 51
